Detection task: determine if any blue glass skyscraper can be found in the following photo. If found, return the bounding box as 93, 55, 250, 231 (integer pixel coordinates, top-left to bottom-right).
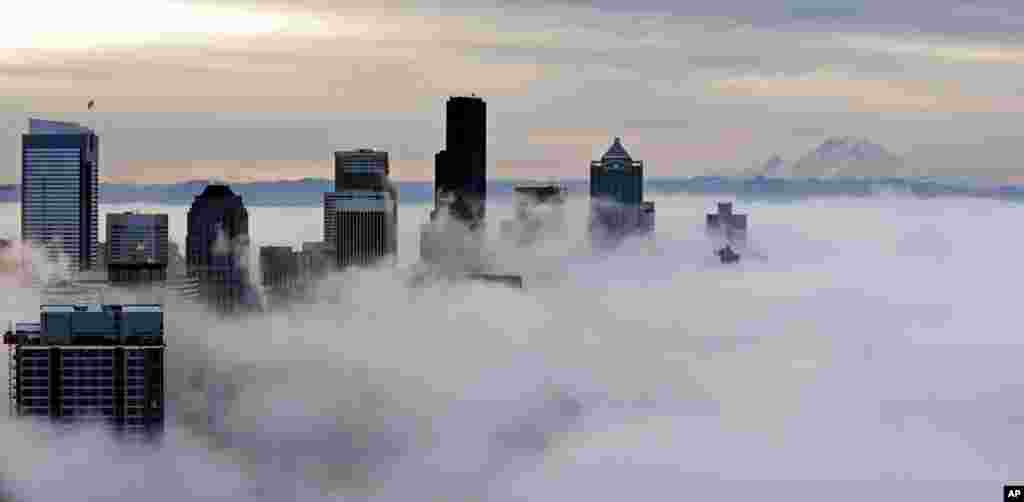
21, 119, 99, 274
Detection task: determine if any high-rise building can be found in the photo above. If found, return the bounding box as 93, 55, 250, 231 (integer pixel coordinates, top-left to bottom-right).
21, 119, 100, 274
335, 149, 390, 192
500, 183, 566, 246
334, 190, 397, 268
186, 185, 253, 313
432, 96, 487, 226
706, 202, 748, 245
325, 149, 397, 267
259, 245, 326, 304
4, 304, 165, 441
106, 212, 169, 284
589, 137, 655, 243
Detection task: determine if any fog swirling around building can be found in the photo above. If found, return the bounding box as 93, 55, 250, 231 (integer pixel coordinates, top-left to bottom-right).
0, 193, 1021, 501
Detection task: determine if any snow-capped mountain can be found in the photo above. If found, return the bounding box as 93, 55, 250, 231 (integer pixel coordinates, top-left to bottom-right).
755, 137, 905, 178
760, 155, 785, 176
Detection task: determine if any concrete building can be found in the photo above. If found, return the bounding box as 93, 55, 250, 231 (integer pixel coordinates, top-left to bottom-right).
500, 183, 566, 246
4, 304, 165, 441
334, 190, 397, 268
186, 185, 255, 314
706, 202, 748, 245
589, 137, 655, 244
21, 119, 100, 275
106, 212, 169, 284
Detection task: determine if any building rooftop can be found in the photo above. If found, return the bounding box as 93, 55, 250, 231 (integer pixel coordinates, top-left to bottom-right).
197, 184, 237, 198
28, 118, 92, 135
5, 304, 164, 346
601, 137, 632, 161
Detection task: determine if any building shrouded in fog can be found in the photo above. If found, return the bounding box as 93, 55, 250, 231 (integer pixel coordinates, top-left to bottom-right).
430, 96, 487, 227
259, 243, 328, 305
501, 183, 566, 246
186, 185, 255, 313
21, 119, 100, 275
421, 96, 489, 268
589, 137, 655, 244
4, 304, 165, 441
106, 212, 169, 284
706, 202, 748, 245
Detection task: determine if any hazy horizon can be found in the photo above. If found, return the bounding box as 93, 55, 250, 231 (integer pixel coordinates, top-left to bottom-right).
6, 1, 1024, 184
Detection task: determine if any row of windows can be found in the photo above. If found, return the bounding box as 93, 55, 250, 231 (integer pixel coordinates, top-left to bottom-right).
62, 360, 114, 368
62, 389, 114, 397
60, 378, 112, 386
62, 368, 116, 375
59, 350, 114, 358
62, 398, 114, 406
62, 408, 115, 416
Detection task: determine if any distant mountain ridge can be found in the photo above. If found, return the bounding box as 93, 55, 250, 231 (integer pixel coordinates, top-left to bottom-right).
2, 176, 1023, 206
754, 137, 907, 178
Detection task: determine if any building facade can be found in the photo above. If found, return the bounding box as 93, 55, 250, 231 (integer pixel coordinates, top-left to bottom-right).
589, 137, 655, 243
106, 212, 169, 283
325, 149, 396, 267
21, 119, 100, 275
186, 185, 254, 314
4, 304, 165, 441
259, 245, 324, 304
334, 190, 397, 268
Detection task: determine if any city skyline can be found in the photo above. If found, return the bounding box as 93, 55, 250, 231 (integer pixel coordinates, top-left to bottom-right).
6, 1, 1024, 184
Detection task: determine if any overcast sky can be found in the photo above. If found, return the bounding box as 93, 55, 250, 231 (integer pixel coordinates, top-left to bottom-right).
4, 0, 1024, 183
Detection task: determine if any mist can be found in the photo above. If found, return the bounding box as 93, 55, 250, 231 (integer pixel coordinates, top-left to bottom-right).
0, 194, 1021, 501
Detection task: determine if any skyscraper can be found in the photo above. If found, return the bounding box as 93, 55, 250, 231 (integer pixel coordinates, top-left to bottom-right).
325, 149, 397, 268
432, 96, 487, 226
4, 304, 165, 441
706, 202, 748, 245
186, 185, 253, 313
589, 137, 655, 243
334, 190, 397, 268
21, 119, 99, 274
106, 212, 169, 283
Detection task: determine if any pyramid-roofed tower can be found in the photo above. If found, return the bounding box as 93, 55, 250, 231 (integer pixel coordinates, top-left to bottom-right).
601, 137, 632, 161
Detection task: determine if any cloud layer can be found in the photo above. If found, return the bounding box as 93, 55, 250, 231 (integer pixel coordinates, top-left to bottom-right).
1, 193, 1021, 500
5, 1, 1024, 183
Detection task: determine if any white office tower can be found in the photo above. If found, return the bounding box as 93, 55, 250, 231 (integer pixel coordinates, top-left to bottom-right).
334, 190, 397, 268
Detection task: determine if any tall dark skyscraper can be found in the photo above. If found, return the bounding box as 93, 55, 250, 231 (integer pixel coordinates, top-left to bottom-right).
432, 96, 487, 226
589, 137, 655, 242
21, 119, 100, 274
4, 304, 165, 442
186, 185, 253, 313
